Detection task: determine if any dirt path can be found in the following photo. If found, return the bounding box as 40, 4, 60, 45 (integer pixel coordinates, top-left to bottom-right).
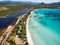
14, 35, 24, 45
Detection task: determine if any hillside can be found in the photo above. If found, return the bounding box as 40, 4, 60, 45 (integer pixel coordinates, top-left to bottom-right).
0, 1, 60, 17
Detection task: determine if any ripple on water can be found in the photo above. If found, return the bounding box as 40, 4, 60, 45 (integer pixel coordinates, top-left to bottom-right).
28, 9, 60, 45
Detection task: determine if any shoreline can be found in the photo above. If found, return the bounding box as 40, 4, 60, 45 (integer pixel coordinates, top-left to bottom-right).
26, 11, 34, 45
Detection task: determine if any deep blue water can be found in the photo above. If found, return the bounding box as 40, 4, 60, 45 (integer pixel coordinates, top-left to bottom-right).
0, 18, 18, 28
6, 8, 30, 18
0, 8, 31, 28
28, 9, 60, 45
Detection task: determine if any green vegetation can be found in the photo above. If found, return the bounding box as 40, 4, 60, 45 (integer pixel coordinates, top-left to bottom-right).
0, 2, 60, 17
0, 7, 9, 11
0, 2, 60, 45
2, 41, 8, 45
5, 9, 32, 45
0, 2, 31, 17
6, 13, 30, 45
0, 5, 25, 17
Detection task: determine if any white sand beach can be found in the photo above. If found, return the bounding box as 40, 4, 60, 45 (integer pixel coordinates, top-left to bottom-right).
26, 12, 34, 45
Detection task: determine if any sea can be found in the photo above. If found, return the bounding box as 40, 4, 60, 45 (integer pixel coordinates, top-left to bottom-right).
28, 9, 60, 45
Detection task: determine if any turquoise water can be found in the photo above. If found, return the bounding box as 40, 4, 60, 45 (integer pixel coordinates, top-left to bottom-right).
28, 9, 60, 45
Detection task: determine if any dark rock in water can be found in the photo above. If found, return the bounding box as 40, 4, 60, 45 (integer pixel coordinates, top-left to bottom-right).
34, 11, 38, 14
38, 20, 47, 25
53, 19, 57, 20
34, 15, 41, 19
52, 18, 60, 21
36, 17, 43, 20
45, 12, 60, 17
57, 18, 60, 21
34, 15, 38, 18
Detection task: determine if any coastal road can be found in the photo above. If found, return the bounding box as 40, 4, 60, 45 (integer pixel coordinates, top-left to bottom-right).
0, 8, 33, 28
0, 8, 33, 45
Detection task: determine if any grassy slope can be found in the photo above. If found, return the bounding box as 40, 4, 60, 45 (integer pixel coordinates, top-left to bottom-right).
0, 5, 26, 17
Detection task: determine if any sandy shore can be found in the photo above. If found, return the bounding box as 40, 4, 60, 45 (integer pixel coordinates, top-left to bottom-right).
14, 35, 23, 45
26, 12, 34, 45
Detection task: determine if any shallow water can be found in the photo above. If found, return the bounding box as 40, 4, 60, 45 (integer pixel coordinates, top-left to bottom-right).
28, 9, 60, 45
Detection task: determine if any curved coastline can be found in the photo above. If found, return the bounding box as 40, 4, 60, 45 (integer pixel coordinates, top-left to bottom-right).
26, 11, 34, 45
26, 9, 60, 45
